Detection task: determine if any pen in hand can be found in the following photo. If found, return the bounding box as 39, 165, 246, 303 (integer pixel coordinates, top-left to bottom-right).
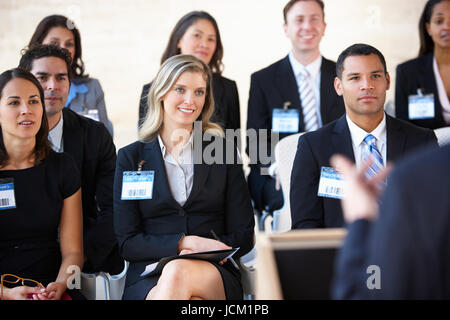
210, 229, 240, 270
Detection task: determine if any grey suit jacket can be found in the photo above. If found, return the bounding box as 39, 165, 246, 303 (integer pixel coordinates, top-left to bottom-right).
67, 77, 113, 136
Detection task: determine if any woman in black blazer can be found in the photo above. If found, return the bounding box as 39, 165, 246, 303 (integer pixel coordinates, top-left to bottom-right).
395, 0, 450, 129
138, 11, 241, 133
115, 55, 254, 300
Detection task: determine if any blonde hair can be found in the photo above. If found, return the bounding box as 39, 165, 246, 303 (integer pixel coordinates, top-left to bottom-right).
139, 54, 224, 142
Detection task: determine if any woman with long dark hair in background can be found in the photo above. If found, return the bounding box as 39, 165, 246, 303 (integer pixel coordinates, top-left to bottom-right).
138, 11, 241, 135
395, 0, 450, 129
28, 14, 114, 135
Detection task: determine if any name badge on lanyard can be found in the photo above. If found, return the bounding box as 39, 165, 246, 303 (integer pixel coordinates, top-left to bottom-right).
408, 89, 435, 120
121, 171, 154, 200
0, 178, 17, 210
317, 167, 346, 199
80, 106, 100, 122
272, 107, 299, 133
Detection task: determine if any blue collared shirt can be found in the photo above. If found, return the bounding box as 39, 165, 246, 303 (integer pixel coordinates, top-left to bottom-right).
65, 82, 88, 108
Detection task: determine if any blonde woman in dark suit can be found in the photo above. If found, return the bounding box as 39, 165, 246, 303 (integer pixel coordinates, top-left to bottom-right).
115, 55, 254, 300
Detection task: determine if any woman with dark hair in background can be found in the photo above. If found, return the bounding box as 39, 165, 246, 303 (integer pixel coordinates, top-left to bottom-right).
395, 0, 450, 129
28, 14, 113, 135
138, 11, 241, 135
0, 68, 83, 300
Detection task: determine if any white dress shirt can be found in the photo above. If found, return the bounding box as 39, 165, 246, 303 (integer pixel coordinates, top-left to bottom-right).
48, 113, 64, 153
158, 134, 194, 206
346, 113, 387, 169
433, 56, 450, 124
289, 52, 323, 127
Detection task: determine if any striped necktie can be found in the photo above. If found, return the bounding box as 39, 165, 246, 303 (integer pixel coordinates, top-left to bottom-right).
362, 134, 384, 179
299, 68, 319, 132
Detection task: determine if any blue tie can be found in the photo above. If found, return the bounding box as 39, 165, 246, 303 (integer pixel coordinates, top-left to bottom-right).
363, 134, 384, 179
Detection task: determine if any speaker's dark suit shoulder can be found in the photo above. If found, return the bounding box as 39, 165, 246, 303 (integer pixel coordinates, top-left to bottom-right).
394, 144, 449, 183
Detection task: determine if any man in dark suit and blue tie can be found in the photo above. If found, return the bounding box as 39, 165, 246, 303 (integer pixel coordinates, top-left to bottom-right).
246, 0, 345, 215
290, 43, 438, 229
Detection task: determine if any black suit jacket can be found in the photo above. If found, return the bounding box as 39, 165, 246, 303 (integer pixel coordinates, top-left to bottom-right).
290, 114, 438, 229
113, 136, 255, 288
395, 53, 448, 129
246, 55, 345, 208
333, 144, 450, 299
62, 108, 123, 274
138, 73, 241, 131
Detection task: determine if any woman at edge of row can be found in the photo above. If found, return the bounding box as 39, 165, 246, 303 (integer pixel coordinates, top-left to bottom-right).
395, 0, 450, 129
0, 68, 83, 300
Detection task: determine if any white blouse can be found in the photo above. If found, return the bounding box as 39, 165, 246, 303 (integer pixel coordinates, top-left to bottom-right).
433, 56, 450, 124
158, 134, 194, 206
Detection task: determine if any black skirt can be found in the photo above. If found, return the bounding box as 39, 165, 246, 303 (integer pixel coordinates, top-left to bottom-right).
122, 260, 242, 300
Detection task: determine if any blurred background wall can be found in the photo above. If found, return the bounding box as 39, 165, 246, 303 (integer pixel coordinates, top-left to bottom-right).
0, 0, 427, 150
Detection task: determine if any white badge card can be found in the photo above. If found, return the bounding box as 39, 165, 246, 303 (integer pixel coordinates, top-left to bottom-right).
0, 178, 17, 210
272, 109, 299, 133
408, 94, 435, 120
317, 167, 346, 199
121, 171, 154, 200
80, 108, 100, 122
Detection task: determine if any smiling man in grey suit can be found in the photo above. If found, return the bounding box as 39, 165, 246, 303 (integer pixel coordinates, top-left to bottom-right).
246, 0, 345, 215
290, 43, 438, 229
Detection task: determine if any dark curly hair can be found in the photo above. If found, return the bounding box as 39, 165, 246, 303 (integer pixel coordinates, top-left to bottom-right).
0, 68, 51, 167
336, 43, 387, 80
18, 44, 73, 83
